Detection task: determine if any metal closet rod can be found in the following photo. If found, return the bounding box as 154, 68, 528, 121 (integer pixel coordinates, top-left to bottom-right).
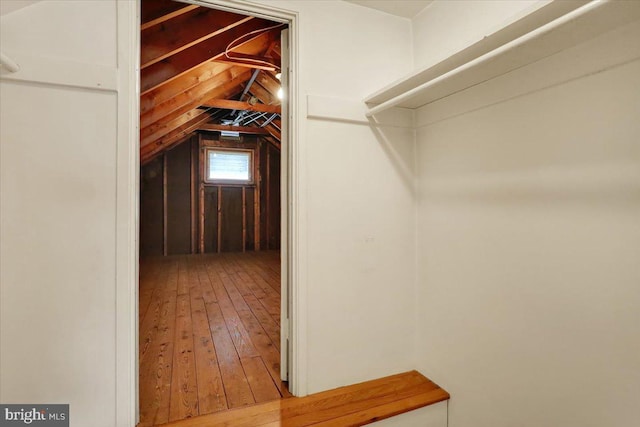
364, 0, 608, 117
0, 52, 20, 73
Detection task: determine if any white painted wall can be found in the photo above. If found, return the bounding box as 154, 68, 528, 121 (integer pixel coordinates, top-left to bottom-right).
414, 16, 640, 427
0, 2, 130, 427
411, 0, 547, 69
372, 400, 447, 427
247, 0, 417, 395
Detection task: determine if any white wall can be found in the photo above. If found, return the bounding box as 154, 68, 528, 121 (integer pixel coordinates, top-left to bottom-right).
414, 15, 640, 427
247, 0, 418, 394
411, 0, 547, 69
0, 1, 126, 426
372, 400, 447, 427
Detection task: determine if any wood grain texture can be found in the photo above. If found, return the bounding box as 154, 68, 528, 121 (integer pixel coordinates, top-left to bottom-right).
139, 261, 178, 426
141, 0, 198, 31
139, 2, 284, 164
139, 252, 288, 426
142, 10, 251, 68
155, 370, 449, 427
141, 18, 272, 94
169, 293, 198, 422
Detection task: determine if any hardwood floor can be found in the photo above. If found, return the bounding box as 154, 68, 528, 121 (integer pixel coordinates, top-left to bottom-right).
139, 251, 290, 426
156, 371, 449, 427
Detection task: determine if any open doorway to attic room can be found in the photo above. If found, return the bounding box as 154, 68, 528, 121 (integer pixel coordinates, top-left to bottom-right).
137, 0, 290, 424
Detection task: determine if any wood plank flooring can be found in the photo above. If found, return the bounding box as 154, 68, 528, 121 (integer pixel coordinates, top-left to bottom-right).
139, 251, 290, 426
156, 370, 450, 427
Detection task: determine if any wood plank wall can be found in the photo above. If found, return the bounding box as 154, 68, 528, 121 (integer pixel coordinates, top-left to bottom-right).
140, 156, 164, 257
140, 132, 280, 256
264, 142, 280, 250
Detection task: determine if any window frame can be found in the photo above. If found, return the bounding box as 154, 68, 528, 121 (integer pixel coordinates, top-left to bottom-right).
204, 147, 255, 185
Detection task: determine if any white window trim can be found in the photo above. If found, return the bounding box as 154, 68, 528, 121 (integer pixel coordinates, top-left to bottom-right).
205, 147, 255, 185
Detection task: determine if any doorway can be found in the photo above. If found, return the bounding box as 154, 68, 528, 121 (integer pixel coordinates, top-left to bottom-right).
136, 0, 294, 424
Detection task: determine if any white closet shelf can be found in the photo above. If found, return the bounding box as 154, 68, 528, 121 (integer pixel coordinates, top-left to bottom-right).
364, 0, 640, 117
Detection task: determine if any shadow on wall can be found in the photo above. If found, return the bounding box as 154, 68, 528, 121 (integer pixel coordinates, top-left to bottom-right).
367, 114, 416, 196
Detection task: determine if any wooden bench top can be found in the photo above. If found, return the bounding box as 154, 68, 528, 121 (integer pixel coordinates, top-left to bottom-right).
157, 370, 449, 426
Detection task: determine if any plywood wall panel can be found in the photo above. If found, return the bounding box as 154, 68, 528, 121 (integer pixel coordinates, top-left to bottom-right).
246, 188, 255, 251
166, 140, 193, 254
203, 186, 219, 253
221, 187, 244, 252
267, 143, 281, 249
140, 157, 164, 256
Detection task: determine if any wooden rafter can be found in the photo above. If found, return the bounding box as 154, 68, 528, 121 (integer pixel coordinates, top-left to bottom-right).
141, 66, 251, 129
262, 136, 281, 151
200, 99, 281, 114
141, 0, 198, 31
139, 1, 284, 160
141, 82, 250, 150
140, 62, 232, 115
255, 71, 281, 96
140, 30, 273, 115
248, 81, 279, 106
141, 108, 209, 148
142, 10, 252, 69
198, 124, 270, 135
215, 57, 279, 71
270, 45, 282, 64
141, 18, 274, 94
263, 122, 281, 141
141, 113, 213, 164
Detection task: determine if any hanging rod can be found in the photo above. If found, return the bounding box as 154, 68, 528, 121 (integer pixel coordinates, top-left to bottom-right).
365, 0, 609, 117
0, 52, 20, 73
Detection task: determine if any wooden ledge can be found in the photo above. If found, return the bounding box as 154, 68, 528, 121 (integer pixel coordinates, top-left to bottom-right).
157, 370, 449, 426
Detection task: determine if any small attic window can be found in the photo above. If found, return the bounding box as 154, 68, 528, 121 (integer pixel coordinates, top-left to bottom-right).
205, 148, 253, 184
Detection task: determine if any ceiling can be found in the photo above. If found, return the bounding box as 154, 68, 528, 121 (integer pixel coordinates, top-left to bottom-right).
0, 0, 41, 16
1, 0, 436, 19
345, 0, 433, 19
140, 0, 284, 164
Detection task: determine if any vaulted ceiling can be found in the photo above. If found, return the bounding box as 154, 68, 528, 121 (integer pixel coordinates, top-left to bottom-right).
140, 0, 284, 165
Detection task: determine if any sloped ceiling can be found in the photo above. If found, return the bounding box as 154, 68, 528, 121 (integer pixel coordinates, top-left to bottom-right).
0, 0, 42, 16
140, 0, 284, 164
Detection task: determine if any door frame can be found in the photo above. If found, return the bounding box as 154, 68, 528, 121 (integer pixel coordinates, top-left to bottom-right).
115, 1, 305, 425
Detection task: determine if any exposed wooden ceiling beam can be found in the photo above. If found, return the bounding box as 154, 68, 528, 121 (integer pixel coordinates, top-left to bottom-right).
140, 62, 232, 115
142, 10, 252, 69
214, 57, 279, 71
141, 18, 273, 94
200, 99, 281, 114
141, 66, 251, 129
141, 113, 212, 164
141, 108, 209, 148
142, 134, 194, 166
141, 35, 271, 115
265, 40, 279, 57
198, 124, 269, 135
141, 0, 198, 31
139, 3, 285, 161
213, 32, 282, 71
248, 81, 279, 106
255, 70, 281, 95
263, 122, 281, 141
262, 136, 281, 151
